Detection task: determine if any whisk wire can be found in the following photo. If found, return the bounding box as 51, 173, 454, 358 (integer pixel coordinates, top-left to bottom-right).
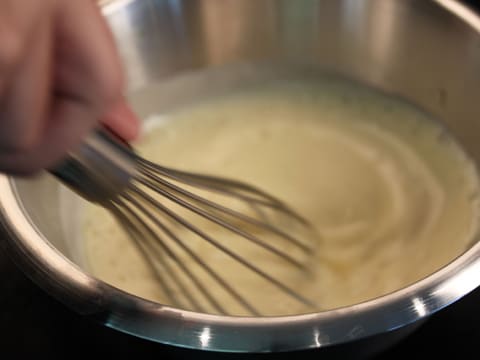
122, 192, 261, 315
137, 177, 308, 269
139, 166, 312, 253
112, 195, 213, 314
52, 129, 318, 316
137, 157, 309, 225
130, 186, 317, 309
109, 203, 203, 311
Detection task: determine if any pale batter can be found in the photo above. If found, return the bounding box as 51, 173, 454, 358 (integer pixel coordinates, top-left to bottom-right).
81, 76, 480, 316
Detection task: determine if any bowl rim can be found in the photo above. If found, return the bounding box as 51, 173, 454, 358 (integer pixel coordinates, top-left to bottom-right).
1, 0, 480, 352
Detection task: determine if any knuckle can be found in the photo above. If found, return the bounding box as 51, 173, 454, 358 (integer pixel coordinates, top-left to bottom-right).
81, 68, 123, 117
4, 129, 43, 154
98, 69, 124, 107
18, 133, 42, 153
0, 24, 24, 71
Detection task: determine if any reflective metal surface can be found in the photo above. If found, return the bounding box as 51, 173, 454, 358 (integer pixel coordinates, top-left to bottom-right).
1, 0, 480, 355
50, 129, 136, 204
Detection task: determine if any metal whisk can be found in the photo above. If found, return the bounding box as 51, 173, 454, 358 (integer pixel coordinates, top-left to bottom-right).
52, 128, 317, 316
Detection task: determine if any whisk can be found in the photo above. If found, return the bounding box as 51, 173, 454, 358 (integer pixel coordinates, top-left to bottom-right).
52, 128, 317, 316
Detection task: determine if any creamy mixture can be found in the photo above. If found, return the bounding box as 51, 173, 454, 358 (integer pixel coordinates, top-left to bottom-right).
81, 75, 480, 316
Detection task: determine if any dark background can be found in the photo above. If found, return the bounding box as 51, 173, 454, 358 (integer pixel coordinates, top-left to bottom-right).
2, 232, 480, 358
1, 0, 480, 357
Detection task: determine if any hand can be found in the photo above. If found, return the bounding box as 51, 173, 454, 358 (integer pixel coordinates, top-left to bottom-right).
0, 0, 140, 176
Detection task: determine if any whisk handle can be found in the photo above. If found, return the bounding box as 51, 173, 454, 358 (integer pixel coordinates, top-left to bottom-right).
50, 127, 137, 205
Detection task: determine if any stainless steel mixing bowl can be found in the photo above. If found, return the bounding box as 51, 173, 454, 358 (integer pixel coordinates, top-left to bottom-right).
1, 0, 480, 356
